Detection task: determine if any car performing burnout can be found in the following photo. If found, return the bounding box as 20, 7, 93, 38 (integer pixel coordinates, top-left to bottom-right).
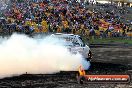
51, 33, 92, 61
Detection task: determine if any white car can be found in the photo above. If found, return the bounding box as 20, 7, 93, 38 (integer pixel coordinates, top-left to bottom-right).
51, 33, 92, 61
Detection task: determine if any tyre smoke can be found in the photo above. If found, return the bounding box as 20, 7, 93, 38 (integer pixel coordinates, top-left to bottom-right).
0, 33, 90, 78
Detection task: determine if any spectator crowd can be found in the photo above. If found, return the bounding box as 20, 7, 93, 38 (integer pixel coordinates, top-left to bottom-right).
0, 0, 132, 37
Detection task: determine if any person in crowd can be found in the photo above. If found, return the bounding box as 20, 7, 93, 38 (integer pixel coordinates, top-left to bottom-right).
0, 0, 130, 38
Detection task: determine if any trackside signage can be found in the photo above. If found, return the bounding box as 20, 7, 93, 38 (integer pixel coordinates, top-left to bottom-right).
84, 75, 130, 83
78, 66, 130, 83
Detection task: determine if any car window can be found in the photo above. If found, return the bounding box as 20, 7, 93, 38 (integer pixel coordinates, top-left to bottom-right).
61, 37, 80, 46
53, 35, 80, 46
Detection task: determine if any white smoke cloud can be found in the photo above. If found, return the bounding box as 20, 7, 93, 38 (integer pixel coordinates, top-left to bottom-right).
0, 33, 90, 78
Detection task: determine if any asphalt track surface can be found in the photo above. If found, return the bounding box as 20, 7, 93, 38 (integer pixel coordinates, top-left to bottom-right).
0, 47, 132, 88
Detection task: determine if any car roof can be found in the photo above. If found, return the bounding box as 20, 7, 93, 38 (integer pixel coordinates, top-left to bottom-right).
51, 33, 80, 37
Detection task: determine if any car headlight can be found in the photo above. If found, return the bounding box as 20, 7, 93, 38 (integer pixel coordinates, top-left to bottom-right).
88, 50, 92, 59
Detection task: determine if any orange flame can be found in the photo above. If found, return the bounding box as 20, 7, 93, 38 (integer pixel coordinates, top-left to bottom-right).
78, 65, 86, 76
